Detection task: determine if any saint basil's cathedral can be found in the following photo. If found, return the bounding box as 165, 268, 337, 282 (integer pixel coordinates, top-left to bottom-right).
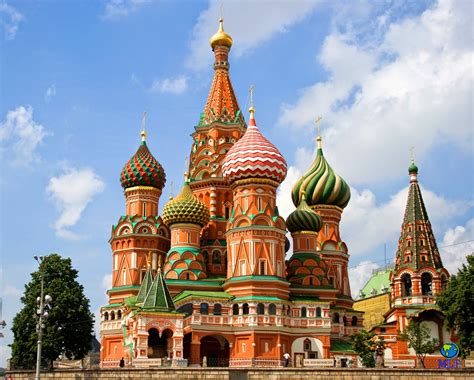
99, 19, 451, 368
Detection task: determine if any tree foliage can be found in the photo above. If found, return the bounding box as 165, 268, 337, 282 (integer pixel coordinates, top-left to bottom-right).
351, 330, 377, 367
400, 319, 438, 368
437, 254, 474, 358
10, 254, 94, 369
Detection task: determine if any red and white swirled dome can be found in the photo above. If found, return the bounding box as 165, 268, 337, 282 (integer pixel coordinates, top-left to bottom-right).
222, 109, 287, 184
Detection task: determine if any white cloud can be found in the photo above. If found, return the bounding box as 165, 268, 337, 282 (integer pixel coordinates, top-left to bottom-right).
278, 0, 473, 185
103, 0, 152, 20
0, 2, 24, 40
0, 106, 49, 166
440, 218, 474, 275
1, 284, 21, 298
44, 84, 56, 102
349, 260, 379, 298
150, 75, 188, 95
101, 273, 112, 291
46, 167, 105, 239
0, 345, 11, 368
187, 0, 320, 70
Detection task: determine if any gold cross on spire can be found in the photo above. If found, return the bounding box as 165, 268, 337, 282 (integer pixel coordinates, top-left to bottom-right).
219, 2, 224, 19
141, 111, 147, 142
409, 146, 415, 163
249, 84, 255, 117
316, 116, 322, 148
169, 180, 174, 200
184, 156, 189, 182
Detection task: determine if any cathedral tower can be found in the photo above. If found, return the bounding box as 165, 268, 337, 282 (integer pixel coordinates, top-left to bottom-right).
291, 131, 352, 302
222, 105, 289, 299
188, 19, 247, 276
108, 126, 171, 304
391, 161, 449, 306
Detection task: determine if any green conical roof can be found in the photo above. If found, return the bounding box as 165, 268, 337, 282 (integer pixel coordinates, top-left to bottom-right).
136, 266, 153, 305
162, 176, 210, 227
142, 269, 175, 311
291, 137, 350, 209
286, 193, 322, 233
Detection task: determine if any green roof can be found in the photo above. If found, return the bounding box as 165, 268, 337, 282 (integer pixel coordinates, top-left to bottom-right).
358, 268, 391, 299
331, 339, 355, 353
174, 290, 232, 303
233, 296, 284, 302
142, 270, 175, 311
136, 267, 153, 305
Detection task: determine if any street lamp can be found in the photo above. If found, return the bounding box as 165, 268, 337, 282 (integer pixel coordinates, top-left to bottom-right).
34, 255, 52, 380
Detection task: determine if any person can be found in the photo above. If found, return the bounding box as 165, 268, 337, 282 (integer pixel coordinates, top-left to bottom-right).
283, 352, 290, 367
119, 357, 125, 368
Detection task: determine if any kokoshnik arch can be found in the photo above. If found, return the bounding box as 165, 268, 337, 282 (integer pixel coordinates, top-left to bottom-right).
99, 19, 450, 368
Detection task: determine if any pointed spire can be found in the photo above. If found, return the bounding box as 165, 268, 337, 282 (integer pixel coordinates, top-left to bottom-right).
394, 161, 444, 273
248, 84, 256, 127
142, 269, 175, 311
136, 265, 153, 305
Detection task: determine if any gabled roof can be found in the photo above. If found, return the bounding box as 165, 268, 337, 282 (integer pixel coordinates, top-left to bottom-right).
136, 266, 153, 305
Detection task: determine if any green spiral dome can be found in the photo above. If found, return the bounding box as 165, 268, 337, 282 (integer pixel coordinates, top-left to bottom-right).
286, 194, 322, 233
291, 140, 350, 209
162, 179, 210, 227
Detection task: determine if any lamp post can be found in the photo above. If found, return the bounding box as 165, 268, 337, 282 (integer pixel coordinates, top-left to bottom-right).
34, 255, 52, 380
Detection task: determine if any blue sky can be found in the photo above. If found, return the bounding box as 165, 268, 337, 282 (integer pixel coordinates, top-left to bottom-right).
0, 0, 472, 365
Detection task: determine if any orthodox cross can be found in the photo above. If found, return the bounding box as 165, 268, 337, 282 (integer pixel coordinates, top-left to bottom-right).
410, 146, 415, 162
316, 116, 322, 136
169, 180, 174, 199
249, 84, 254, 109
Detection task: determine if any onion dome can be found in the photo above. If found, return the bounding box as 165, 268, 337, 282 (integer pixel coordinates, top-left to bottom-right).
286, 192, 322, 233
162, 173, 210, 227
120, 130, 166, 190
409, 160, 418, 174
210, 18, 233, 50
222, 107, 287, 184
291, 135, 350, 209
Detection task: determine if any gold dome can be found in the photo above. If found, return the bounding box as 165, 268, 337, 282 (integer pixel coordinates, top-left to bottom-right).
209, 18, 233, 49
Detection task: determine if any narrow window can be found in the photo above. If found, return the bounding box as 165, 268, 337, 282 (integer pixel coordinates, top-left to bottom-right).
325, 224, 329, 237
242, 343, 246, 353
301, 307, 307, 318
225, 206, 230, 219
122, 270, 127, 285
257, 197, 262, 211
316, 307, 322, 317
187, 231, 191, 243
257, 303, 265, 315
143, 202, 146, 217
200, 303, 209, 315
131, 251, 137, 269
259, 260, 266, 275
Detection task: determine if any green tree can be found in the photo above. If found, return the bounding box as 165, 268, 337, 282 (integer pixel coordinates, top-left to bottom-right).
10, 254, 94, 369
437, 254, 474, 358
400, 319, 438, 368
351, 330, 376, 367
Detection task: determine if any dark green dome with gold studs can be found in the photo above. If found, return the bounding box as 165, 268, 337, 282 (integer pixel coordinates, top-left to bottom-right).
286, 192, 322, 233
120, 131, 166, 190
291, 136, 350, 209
162, 175, 210, 227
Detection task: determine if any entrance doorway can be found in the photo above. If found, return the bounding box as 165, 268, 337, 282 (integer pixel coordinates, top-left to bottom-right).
200, 335, 230, 367
147, 328, 173, 358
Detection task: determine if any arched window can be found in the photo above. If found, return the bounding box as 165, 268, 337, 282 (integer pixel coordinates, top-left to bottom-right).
351, 316, 358, 326
110, 311, 115, 320
303, 338, 311, 352
117, 310, 122, 319
200, 303, 209, 315
104, 312, 109, 321
421, 272, 433, 296
441, 274, 448, 290
343, 316, 348, 326
212, 251, 221, 264
333, 312, 339, 323
257, 303, 265, 315
401, 273, 412, 296
316, 307, 322, 317
301, 307, 307, 318
268, 304, 276, 315
242, 303, 249, 315
213, 303, 222, 315
287, 307, 291, 316
232, 304, 239, 315
177, 303, 193, 315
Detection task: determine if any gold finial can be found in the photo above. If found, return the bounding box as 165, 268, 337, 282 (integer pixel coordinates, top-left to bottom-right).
157, 255, 163, 272
184, 171, 190, 183
146, 251, 152, 268
141, 111, 147, 142
316, 116, 322, 149
249, 84, 255, 117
